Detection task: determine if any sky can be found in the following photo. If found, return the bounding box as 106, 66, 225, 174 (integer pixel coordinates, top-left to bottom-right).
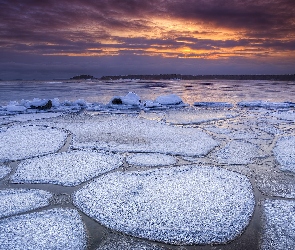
0, 0, 295, 80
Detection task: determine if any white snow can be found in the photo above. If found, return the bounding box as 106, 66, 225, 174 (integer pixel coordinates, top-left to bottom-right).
154, 94, 183, 105
0, 125, 68, 161
126, 153, 176, 167
0, 189, 52, 219
213, 141, 262, 165
0, 208, 87, 250
273, 136, 295, 173
10, 151, 123, 186
0, 165, 10, 179
261, 199, 295, 250
74, 165, 255, 245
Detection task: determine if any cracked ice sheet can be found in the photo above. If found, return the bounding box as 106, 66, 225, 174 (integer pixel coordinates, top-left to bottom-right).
274, 137, 295, 173
126, 153, 176, 167
261, 199, 295, 250
141, 109, 237, 125
0, 189, 52, 219
74, 165, 255, 245
0, 165, 10, 179
0, 208, 87, 250
8, 112, 63, 122
97, 233, 165, 250
50, 115, 218, 157
213, 141, 263, 165
0, 125, 68, 161
11, 151, 123, 186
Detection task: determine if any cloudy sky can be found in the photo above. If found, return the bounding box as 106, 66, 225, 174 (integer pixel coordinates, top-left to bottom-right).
1, 0, 295, 80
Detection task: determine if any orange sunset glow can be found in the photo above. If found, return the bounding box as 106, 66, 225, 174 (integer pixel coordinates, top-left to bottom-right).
0, 0, 294, 79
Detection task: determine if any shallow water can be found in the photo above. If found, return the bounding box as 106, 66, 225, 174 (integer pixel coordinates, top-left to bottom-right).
0, 79, 295, 105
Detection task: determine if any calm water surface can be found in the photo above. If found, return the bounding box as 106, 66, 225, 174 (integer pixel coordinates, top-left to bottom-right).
1, 79, 295, 106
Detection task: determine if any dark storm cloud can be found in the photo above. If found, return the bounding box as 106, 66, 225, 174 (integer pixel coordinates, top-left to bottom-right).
1, 0, 295, 52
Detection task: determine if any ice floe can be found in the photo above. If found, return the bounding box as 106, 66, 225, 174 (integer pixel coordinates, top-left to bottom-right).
110, 92, 141, 106
0, 189, 52, 218
74, 165, 255, 245
154, 94, 183, 105
273, 136, 295, 173
255, 170, 295, 198
0, 125, 68, 161
261, 199, 295, 250
126, 153, 176, 167
193, 102, 233, 108
11, 151, 123, 186
97, 233, 165, 250
0, 165, 10, 179
0, 208, 87, 249
237, 101, 291, 109
58, 115, 218, 156
213, 141, 263, 165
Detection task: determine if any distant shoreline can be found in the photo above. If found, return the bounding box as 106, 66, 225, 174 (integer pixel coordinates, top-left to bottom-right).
100, 74, 295, 81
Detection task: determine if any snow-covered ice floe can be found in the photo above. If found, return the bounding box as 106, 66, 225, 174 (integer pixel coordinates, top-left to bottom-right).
97, 233, 165, 250
237, 101, 292, 109
0, 208, 87, 250
255, 170, 295, 198
0, 189, 52, 219
74, 165, 255, 245
62, 115, 218, 156
109, 92, 141, 106
154, 94, 184, 105
126, 153, 176, 167
0, 165, 10, 179
10, 151, 123, 186
193, 102, 233, 108
261, 199, 295, 250
213, 141, 263, 165
273, 136, 295, 173
0, 125, 68, 161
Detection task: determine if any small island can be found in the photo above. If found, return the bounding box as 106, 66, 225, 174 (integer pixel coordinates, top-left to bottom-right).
70, 75, 96, 80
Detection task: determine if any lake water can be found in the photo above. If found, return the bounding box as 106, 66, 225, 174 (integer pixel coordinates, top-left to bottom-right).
1, 79, 295, 106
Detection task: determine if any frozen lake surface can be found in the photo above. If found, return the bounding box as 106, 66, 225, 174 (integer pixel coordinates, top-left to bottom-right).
0, 79, 295, 249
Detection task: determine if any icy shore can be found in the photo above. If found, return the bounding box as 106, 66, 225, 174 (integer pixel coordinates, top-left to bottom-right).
1, 94, 295, 249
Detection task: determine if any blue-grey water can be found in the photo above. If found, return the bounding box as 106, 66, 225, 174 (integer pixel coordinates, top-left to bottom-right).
1, 79, 295, 106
